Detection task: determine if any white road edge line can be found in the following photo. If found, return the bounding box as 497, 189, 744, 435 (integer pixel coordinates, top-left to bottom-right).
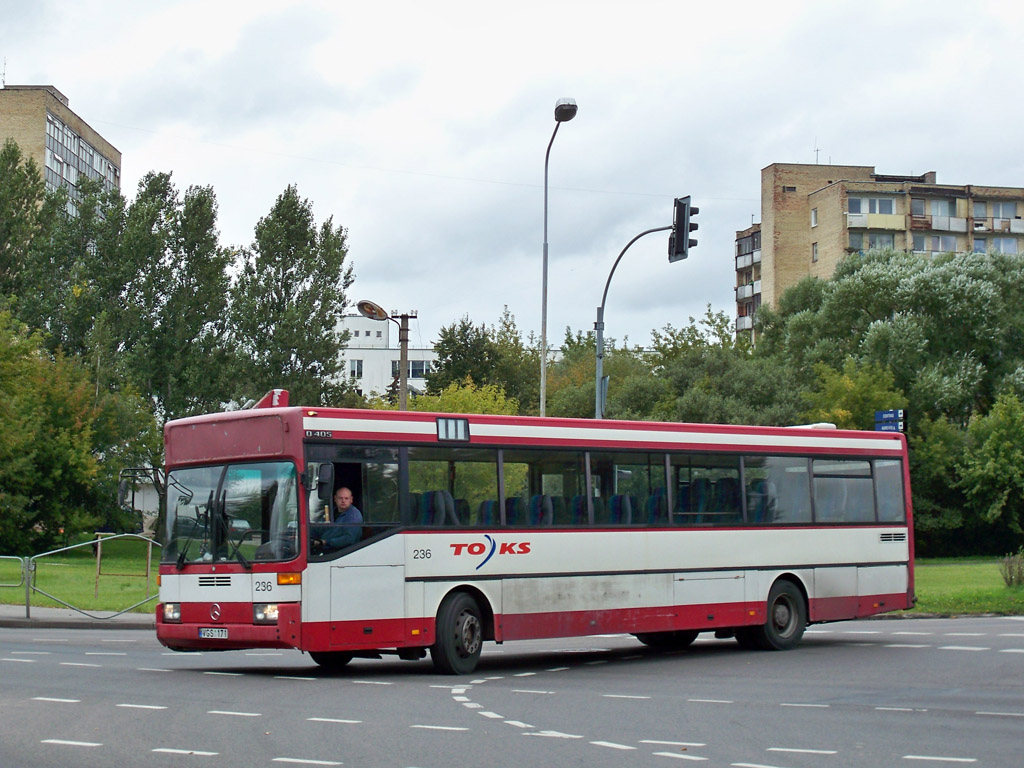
33, 697, 80, 703
42, 739, 101, 747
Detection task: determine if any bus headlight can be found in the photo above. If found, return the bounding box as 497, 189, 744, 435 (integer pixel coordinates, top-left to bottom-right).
163, 603, 181, 623
253, 603, 279, 624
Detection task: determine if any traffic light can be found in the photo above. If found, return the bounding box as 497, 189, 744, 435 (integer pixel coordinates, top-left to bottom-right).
668, 195, 699, 262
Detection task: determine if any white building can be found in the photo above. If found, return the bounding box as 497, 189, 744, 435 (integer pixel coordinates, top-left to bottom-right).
338, 314, 437, 398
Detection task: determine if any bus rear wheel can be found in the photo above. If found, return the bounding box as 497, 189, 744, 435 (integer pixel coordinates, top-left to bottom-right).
742, 580, 806, 651
310, 651, 353, 671
635, 630, 700, 650
431, 592, 483, 675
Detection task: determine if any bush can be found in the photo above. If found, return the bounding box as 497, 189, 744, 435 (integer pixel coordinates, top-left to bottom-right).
999, 547, 1024, 587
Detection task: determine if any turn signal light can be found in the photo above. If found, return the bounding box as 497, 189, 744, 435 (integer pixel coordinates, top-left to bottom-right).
277, 573, 302, 585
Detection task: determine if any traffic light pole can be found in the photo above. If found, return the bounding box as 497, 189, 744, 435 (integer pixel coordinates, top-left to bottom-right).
594, 226, 672, 420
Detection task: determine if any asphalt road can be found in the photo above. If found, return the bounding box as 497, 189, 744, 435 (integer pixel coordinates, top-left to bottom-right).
1, 616, 1022, 767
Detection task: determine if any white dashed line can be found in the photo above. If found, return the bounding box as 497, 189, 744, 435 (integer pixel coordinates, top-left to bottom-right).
274, 676, 316, 681
944, 633, 985, 637
903, 756, 976, 763
642, 741, 708, 747
584, 660, 609, 665
513, 690, 553, 695
138, 668, 172, 673
547, 666, 570, 672
976, 711, 1024, 718
894, 631, 932, 636
505, 720, 535, 729
524, 730, 583, 739
153, 748, 219, 756
60, 662, 101, 667
117, 704, 168, 710
352, 680, 393, 686
12, 650, 50, 655
453, 696, 469, 702
272, 759, 342, 766
307, 718, 361, 724
768, 747, 838, 755
603, 694, 651, 700
877, 707, 915, 712
42, 739, 101, 747
999, 649, 1024, 654
410, 725, 469, 731
592, 740, 636, 750
202, 671, 242, 676
998, 633, 1024, 637
939, 646, 988, 652
208, 710, 261, 717
688, 698, 732, 704
780, 703, 829, 708
2, 657, 35, 663
885, 644, 931, 649
33, 697, 80, 703
462, 702, 482, 709
513, 672, 536, 677
478, 711, 503, 719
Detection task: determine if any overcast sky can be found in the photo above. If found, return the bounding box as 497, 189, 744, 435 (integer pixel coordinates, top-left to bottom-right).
4, 0, 1024, 350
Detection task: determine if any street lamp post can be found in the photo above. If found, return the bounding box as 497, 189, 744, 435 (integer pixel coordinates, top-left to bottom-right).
540, 97, 578, 418
357, 300, 416, 411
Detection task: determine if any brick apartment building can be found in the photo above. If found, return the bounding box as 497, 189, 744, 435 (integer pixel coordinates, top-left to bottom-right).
735, 163, 1024, 337
0, 84, 121, 214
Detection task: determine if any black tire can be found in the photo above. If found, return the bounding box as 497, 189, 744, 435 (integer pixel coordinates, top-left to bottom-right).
310, 651, 353, 671
430, 592, 483, 675
634, 630, 700, 649
746, 580, 807, 651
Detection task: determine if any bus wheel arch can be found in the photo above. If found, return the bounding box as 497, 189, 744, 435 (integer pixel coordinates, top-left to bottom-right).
430, 589, 488, 675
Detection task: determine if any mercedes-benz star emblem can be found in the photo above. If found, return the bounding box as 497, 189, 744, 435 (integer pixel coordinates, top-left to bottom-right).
210, 603, 222, 621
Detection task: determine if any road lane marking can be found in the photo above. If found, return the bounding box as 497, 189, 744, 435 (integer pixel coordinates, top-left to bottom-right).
938, 646, 988, 652
117, 703, 168, 710
2, 657, 36, 663
272, 760, 342, 766
208, 710, 261, 717
87, 652, 127, 656
153, 748, 219, 756
275, 676, 316, 681
513, 672, 536, 677
60, 662, 101, 667
998, 633, 1024, 637
33, 697, 80, 703
410, 725, 469, 731
12, 650, 50, 655
999, 649, 1024, 653
524, 730, 583, 739
513, 690, 553, 695
885, 644, 931, 649
592, 740, 636, 750
138, 668, 173, 672
478, 711, 503, 719
768, 747, 838, 755
603, 694, 651, 699
688, 698, 732, 704
462, 702, 482, 709
584, 660, 609, 665
351, 680, 392, 685
505, 720, 535, 728
780, 703, 829, 708
976, 711, 1024, 718
202, 671, 242, 676
42, 739, 101, 747
877, 707, 915, 712
307, 718, 360, 724
944, 633, 985, 637
642, 741, 708, 747
894, 631, 932, 636
903, 757, 976, 763
731, 763, 790, 768
31, 638, 68, 642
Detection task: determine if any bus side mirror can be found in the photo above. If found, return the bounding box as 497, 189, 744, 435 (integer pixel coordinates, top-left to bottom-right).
117, 478, 130, 509
317, 463, 334, 501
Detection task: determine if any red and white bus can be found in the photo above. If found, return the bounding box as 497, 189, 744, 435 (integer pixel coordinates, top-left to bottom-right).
156, 390, 914, 674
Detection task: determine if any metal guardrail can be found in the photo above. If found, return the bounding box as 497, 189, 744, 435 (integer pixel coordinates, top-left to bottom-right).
0, 555, 25, 588
24, 533, 161, 621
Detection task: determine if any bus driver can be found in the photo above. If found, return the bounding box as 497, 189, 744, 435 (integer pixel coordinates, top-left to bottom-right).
311, 486, 363, 554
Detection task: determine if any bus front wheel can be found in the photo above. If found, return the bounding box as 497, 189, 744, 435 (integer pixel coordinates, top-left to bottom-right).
742, 580, 806, 651
431, 592, 483, 675
310, 651, 353, 671
634, 630, 700, 649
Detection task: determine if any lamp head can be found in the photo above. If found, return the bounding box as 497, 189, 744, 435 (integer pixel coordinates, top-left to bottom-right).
356, 300, 389, 321
554, 97, 578, 123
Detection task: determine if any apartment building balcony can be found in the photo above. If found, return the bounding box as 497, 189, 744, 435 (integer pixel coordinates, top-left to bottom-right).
909, 214, 968, 232
972, 217, 1024, 234
846, 212, 905, 230
735, 250, 761, 270
735, 280, 762, 301
736, 315, 753, 332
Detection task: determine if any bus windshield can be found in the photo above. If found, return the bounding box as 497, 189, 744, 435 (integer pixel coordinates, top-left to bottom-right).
162, 461, 300, 566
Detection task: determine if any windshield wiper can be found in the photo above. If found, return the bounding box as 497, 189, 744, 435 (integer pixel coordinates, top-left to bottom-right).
213, 490, 252, 570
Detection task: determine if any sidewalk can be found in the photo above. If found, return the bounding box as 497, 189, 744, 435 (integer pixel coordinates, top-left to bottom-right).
0, 602, 155, 630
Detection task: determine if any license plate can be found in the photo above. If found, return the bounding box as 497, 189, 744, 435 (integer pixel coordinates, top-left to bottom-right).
199, 627, 228, 639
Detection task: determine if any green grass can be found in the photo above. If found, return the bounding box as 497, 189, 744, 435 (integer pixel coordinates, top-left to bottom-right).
2, 544, 1023, 616
906, 558, 1024, 615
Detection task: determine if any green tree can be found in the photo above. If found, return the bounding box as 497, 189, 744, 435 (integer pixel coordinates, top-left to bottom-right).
801, 358, 907, 430
229, 185, 354, 406
958, 394, 1024, 546
426, 316, 497, 394
0, 139, 58, 302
